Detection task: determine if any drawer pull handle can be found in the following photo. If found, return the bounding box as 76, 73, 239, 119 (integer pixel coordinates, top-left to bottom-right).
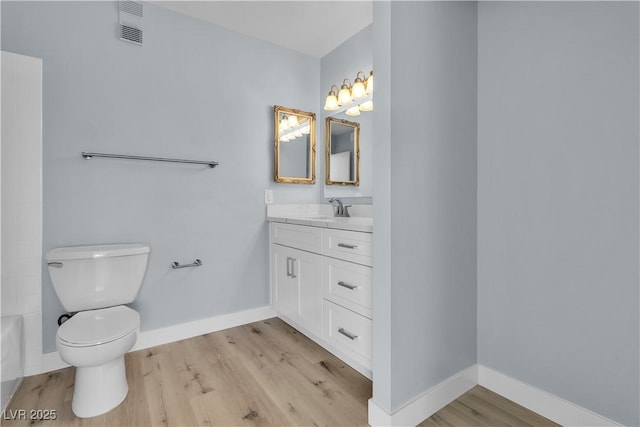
286, 257, 292, 277
338, 328, 358, 340
337, 281, 358, 290
286, 257, 297, 278
337, 243, 358, 249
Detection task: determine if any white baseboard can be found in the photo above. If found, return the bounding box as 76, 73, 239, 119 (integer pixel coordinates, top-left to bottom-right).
367, 364, 620, 427
38, 305, 276, 375
368, 364, 478, 427
478, 365, 621, 427
131, 305, 276, 351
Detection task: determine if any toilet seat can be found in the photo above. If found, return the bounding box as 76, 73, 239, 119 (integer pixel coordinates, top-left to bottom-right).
57, 305, 140, 347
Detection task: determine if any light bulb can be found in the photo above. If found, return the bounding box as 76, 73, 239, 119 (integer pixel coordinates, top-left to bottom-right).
345, 106, 360, 116
359, 100, 373, 112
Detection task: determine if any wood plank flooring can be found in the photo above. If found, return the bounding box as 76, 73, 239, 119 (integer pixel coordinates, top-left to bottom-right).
419, 386, 560, 427
4, 318, 371, 426
5, 317, 557, 426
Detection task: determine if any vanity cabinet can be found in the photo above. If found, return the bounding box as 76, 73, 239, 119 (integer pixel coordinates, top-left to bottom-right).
270, 221, 373, 378
272, 224, 323, 337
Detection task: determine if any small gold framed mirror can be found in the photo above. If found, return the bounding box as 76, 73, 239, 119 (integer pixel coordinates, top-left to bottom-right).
274, 105, 316, 184
325, 117, 360, 186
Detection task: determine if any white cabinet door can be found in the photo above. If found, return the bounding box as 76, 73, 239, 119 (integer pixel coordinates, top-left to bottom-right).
273, 244, 298, 321
295, 248, 322, 337
272, 244, 322, 337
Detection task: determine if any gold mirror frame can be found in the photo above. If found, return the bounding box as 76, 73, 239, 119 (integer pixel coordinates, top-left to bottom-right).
325, 117, 360, 186
274, 105, 316, 184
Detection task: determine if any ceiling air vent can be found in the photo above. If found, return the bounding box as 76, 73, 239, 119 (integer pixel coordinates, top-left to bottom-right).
119, 0, 143, 46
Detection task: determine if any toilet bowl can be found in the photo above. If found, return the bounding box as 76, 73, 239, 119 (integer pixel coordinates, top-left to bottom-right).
46, 243, 150, 418
57, 306, 140, 418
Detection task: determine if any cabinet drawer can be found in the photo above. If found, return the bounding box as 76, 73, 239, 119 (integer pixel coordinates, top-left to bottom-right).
322, 228, 372, 266
323, 300, 372, 369
271, 222, 322, 253
323, 257, 372, 318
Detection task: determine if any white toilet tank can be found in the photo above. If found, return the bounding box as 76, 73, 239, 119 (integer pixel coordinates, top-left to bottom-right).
46, 243, 150, 312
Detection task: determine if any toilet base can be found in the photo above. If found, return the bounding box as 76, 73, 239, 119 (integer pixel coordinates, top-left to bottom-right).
71, 356, 129, 418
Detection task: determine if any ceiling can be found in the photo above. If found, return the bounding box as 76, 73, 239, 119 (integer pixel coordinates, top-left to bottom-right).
152, 1, 373, 58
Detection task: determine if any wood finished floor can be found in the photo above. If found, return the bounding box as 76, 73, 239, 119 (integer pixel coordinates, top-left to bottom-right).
5, 317, 557, 427
419, 386, 559, 427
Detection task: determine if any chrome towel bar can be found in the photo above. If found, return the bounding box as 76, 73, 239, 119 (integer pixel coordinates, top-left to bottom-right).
82, 152, 219, 168
171, 259, 202, 269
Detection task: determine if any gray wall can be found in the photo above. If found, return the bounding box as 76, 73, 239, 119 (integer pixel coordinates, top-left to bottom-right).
477, 2, 639, 425
372, 1, 478, 412
1, 1, 321, 353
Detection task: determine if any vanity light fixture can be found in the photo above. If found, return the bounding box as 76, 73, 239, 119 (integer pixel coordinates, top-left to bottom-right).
324, 85, 340, 111
323, 70, 374, 113
338, 79, 353, 105
352, 71, 367, 99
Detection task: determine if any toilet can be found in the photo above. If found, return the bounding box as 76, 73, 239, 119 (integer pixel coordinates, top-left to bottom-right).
45, 243, 150, 418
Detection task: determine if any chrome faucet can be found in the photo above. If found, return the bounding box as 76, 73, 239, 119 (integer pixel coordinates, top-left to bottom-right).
329, 198, 351, 217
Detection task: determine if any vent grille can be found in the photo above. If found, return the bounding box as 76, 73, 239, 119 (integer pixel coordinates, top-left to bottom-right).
119, 0, 143, 17
120, 24, 143, 45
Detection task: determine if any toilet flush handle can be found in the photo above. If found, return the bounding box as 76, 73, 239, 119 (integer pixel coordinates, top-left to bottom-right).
47, 261, 63, 268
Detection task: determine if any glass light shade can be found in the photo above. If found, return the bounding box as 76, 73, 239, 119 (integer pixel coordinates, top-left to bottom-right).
288, 115, 299, 128
338, 86, 352, 105
280, 118, 290, 131
366, 72, 373, 94
345, 106, 360, 116
352, 80, 366, 99
324, 94, 339, 111
359, 100, 373, 112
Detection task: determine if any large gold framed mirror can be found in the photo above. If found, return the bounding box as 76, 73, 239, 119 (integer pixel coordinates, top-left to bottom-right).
274, 105, 316, 184
325, 117, 360, 186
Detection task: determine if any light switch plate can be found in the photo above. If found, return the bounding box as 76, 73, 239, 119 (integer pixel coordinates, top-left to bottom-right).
264, 189, 273, 205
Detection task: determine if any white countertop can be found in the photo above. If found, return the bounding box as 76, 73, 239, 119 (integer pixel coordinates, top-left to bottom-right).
266, 204, 373, 233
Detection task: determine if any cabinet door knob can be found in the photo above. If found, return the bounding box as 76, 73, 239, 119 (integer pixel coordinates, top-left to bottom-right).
338, 328, 358, 340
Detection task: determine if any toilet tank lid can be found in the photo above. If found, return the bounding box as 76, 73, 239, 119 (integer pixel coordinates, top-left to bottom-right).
46, 243, 150, 261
